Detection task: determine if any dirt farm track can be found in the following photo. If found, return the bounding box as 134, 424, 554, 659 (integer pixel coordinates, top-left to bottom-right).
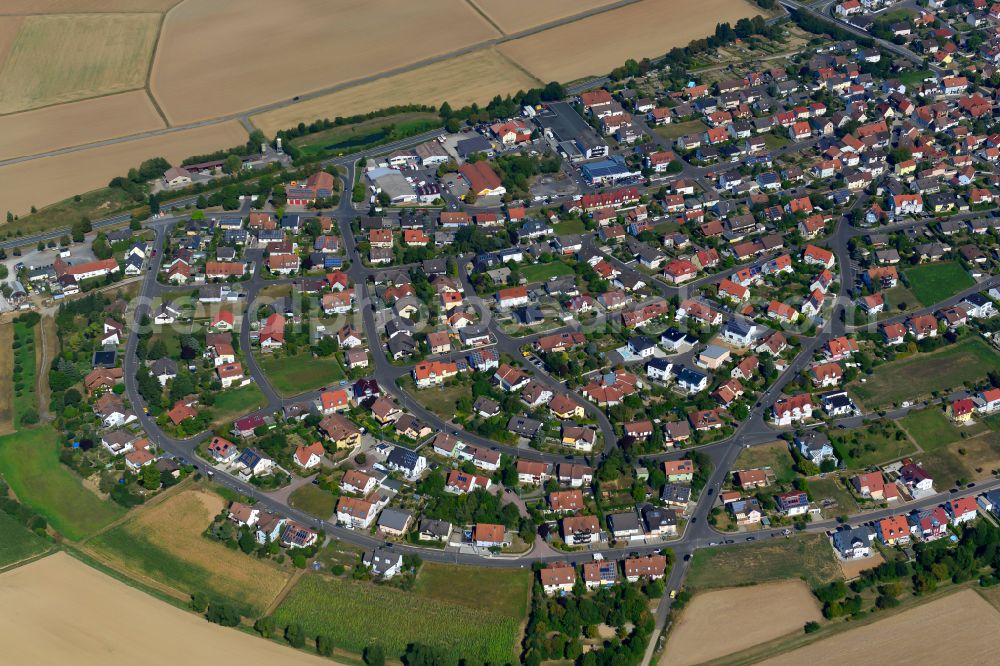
0, 0, 768, 214
0, 552, 338, 665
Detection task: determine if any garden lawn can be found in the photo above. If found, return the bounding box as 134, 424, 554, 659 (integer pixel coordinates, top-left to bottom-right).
762, 131, 792, 150
653, 118, 708, 140
733, 441, 796, 484
410, 381, 472, 420
686, 533, 841, 590
897, 69, 933, 87
902, 261, 974, 307
288, 484, 337, 518
809, 477, 860, 517
260, 353, 345, 396
552, 219, 586, 235
0, 427, 124, 540
272, 568, 529, 664
900, 408, 962, 451
848, 337, 1000, 409
881, 284, 918, 314
0, 511, 50, 568
520, 261, 574, 284
208, 383, 266, 427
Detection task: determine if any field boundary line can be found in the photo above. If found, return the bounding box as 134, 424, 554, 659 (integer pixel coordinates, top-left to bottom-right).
493, 47, 545, 86
264, 567, 306, 615
77, 475, 193, 545
0, 546, 55, 575
64, 543, 192, 606
144, 11, 171, 126
703, 584, 978, 666
462, 0, 506, 36
4, 0, 647, 167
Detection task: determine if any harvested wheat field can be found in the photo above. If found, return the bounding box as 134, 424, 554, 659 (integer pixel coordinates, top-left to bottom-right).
0, 91, 164, 160
253, 47, 540, 136
762, 589, 1000, 666
151, 0, 500, 125
471, 0, 623, 34
500, 0, 763, 83
663, 581, 822, 666
0, 13, 160, 114
0, 552, 334, 665
88, 488, 290, 614
0, 0, 180, 13
0, 120, 246, 215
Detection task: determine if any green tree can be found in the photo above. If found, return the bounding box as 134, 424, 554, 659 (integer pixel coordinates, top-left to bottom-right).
190, 591, 208, 613
223, 154, 243, 175
364, 644, 386, 666
141, 464, 160, 489
285, 622, 306, 648
316, 634, 333, 656
254, 616, 275, 637
239, 529, 257, 554
206, 602, 241, 626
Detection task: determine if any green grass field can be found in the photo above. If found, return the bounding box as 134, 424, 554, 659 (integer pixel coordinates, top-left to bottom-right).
288, 484, 337, 518
687, 533, 841, 590
829, 423, 916, 469
900, 408, 962, 451
272, 565, 530, 663
292, 113, 440, 158
414, 562, 530, 619
410, 381, 471, 420
88, 489, 289, 615
809, 478, 860, 517
849, 338, 1000, 409
208, 383, 267, 427
733, 441, 796, 484
763, 131, 792, 150
0, 188, 136, 246
903, 262, 974, 307
260, 353, 345, 396
918, 449, 972, 488
897, 69, 933, 87
0, 427, 124, 541
882, 284, 918, 314
520, 261, 574, 284
0, 511, 50, 569
12, 321, 38, 427
552, 219, 587, 235
653, 118, 708, 140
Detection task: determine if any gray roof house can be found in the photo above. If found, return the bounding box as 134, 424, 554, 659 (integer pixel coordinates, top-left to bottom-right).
363, 547, 404, 578
377, 508, 413, 536
418, 518, 453, 541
